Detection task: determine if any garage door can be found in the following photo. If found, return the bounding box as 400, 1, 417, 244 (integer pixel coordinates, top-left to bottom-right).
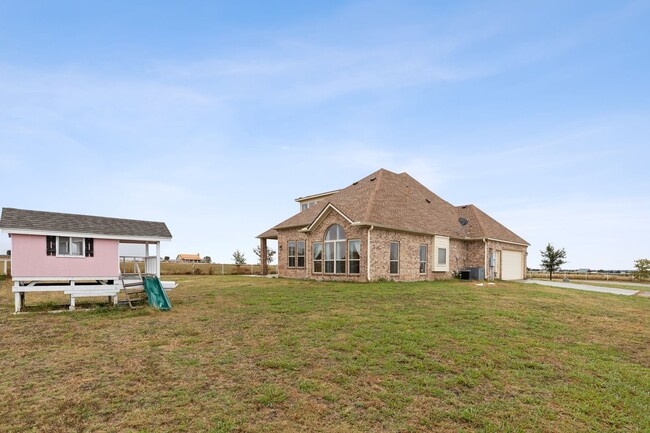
501, 250, 524, 280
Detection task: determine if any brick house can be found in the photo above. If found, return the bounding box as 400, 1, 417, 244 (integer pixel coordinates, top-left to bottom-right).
176, 254, 202, 263
257, 169, 528, 281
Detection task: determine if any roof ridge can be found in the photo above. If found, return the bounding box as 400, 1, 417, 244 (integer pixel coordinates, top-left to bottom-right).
363, 169, 384, 222
465, 204, 486, 236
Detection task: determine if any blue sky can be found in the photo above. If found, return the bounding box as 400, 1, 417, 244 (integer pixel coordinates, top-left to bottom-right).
1, 0, 649, 270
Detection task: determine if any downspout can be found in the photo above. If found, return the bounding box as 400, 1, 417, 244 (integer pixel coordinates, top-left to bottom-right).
367, 225, 374, 282
483, 238, 487, 281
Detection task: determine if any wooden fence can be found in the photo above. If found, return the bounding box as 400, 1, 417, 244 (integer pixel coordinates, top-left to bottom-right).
161, 262, 277, 276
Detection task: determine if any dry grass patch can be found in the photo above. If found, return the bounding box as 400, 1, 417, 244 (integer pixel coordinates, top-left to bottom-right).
0, 276, 648, 432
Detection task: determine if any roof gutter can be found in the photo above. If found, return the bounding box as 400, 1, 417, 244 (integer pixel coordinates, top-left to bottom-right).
367, 225, 374, 282
483, 239, 488, 275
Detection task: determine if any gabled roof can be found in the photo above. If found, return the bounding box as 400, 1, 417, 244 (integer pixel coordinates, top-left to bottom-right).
0, 208, 172, 241
261, 169, 528, 245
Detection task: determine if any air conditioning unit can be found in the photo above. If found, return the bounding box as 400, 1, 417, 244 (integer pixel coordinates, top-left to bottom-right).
468, 267, 485, 280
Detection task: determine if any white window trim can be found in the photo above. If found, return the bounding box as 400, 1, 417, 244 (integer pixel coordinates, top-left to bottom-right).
56, 236, 85, 258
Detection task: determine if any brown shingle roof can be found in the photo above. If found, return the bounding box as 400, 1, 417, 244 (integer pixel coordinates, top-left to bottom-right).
0, 208, 172, 239
265, 169, 528, 245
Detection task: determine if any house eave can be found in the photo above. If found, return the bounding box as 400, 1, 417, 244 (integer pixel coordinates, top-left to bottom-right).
294, 190, 341, 203
303, 203, 354, 232
0, 228, 172, 242
460, 236, 529, 247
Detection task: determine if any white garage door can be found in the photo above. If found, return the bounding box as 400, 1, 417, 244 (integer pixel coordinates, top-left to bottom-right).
501, 250, 524, 280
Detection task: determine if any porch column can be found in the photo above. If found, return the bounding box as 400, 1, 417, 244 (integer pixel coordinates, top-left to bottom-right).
260, 238, 268, 275
156, 242, 161, 278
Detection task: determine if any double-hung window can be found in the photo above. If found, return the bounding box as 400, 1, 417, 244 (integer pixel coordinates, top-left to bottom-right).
297, 241, 305, 268
437, 248, 447, 266
389, 242, 399, 274
288, 241, 296, 267
419, 245, 427, 274
348, 240, 360, 274
58, 237, 84, 257
313, 242, 323, 273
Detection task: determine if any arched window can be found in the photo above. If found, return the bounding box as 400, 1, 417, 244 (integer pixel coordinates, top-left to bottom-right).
324, 224, 346, 274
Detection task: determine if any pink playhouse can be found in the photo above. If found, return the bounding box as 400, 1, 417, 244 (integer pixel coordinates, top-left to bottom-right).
0, 208, 174, 312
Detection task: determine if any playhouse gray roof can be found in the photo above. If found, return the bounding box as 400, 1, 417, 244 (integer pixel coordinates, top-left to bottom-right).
0, 208, 172, 240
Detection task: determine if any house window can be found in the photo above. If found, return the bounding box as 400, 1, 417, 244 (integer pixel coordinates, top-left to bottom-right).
419, 245, 427, 274
390, 242, 399, 274
348, 240, 360, 274
297, 241, 305, 268
313, 242, 323, 273
58, 237, 84, 257
433, 235, 450, 272
437, 247, 447, 266
324, 224, 346, 274
288, 241, 296, 267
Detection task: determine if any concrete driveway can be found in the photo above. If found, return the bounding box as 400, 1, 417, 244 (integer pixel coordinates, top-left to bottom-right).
519, 279, 641, 296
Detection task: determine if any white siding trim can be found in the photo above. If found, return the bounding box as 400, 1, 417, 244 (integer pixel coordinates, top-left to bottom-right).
433, 235, 450, 272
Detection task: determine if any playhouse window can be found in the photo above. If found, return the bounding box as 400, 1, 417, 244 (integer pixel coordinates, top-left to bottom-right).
58, 237, 84, 256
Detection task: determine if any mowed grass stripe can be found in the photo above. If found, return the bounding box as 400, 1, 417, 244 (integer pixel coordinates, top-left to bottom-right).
0, 276, 648, 432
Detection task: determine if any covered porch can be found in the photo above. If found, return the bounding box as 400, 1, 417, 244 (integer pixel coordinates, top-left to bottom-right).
256, 229, 278, 275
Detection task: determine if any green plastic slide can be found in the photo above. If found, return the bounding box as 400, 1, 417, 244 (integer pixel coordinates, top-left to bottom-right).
142, 276, 172, 311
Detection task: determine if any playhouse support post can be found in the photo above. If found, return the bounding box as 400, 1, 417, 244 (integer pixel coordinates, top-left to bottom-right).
14, 292, 21, 313
69, 281, 75, 311
260, 238, 268, 275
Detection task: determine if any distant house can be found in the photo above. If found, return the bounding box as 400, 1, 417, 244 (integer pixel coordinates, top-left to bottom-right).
0, 207, 174, 312
176, 254, 201, 263
258, 169, 528, 281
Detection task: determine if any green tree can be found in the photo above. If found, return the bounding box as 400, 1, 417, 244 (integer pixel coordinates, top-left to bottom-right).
253, 246, 276, 265
232, 250, 246, 266
633, 259, 650, 281
540, 243, 567, 281
203, 256, 212, 264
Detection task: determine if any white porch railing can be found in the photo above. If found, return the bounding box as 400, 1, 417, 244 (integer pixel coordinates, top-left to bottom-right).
119, 256, 160, 278
145, 256, 159, 277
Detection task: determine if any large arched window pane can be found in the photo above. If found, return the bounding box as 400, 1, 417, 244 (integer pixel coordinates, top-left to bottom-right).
324, 224, 346, 274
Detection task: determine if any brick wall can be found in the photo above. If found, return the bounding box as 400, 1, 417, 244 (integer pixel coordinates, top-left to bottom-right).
277, 210, 368, 282
276, 211, 527, 282
486, 240, 528, 279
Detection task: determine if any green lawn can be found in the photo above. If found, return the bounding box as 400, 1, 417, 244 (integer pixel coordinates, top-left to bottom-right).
0, 276, 648, 432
